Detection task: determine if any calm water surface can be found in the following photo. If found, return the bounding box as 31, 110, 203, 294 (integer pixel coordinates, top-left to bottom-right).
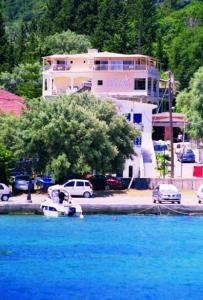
1, 215, 203, 300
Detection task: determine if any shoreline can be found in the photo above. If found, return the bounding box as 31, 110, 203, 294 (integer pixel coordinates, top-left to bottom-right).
1, 202, 203, 216
1, 189, 202, 216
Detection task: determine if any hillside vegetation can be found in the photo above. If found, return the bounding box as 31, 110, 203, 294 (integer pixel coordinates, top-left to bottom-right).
0, 0, 202, 97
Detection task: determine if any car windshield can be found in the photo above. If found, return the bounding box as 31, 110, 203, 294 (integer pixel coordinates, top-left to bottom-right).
16, 176, 30, 180
154, 145, 167, 151
159, 185, 178, 193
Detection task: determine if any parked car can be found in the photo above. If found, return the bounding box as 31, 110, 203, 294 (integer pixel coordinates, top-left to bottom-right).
0, 183, 11, 201
48, 179, 93, 198
36, 175, 54, 191
175, 142, 191, 155
87, 175, 107, 190
106, 175, 125, 190
177, 149, 195, 163
197, 184, 203, 204
152, 184, 181, 204
12, 175, 35, 194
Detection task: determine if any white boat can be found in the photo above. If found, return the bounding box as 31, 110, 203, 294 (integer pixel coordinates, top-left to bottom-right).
40, 189, 83, 218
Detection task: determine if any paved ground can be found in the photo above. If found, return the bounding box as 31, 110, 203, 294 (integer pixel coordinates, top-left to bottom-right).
5, 188, 199, 206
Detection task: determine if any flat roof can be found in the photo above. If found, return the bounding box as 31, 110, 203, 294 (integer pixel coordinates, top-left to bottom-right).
43, 51, 158, 61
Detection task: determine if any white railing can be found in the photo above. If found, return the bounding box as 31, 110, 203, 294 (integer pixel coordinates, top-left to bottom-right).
93, 64, 156, 71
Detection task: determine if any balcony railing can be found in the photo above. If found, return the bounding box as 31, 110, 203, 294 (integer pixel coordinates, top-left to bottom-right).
44, 63, 71, 71
94, 64, 152, 71
53, 64, 71, 71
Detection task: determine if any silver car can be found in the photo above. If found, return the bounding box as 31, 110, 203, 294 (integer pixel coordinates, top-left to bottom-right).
153, 184, 181, 204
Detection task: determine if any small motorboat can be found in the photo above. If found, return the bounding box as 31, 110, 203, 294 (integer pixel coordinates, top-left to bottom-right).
40, 189, 83, 218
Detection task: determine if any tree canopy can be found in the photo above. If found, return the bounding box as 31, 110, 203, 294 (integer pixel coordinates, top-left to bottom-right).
176, 67, 203, 139
0, 93, 139, 181
1, 0, 202, 91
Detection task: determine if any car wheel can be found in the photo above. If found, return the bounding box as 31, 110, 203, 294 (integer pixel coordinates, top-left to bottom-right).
105, 185, 110, 190
83, 191, 91, 198
153, 200, 156, 204
1, 194, 9, 201
172, 201, 175, 204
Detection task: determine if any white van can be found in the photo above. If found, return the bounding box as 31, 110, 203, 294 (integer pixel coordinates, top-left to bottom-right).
153, 141, 169, 159
175, 142, 191, 155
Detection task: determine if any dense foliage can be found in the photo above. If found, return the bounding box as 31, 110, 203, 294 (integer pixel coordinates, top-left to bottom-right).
0, 143, 14, 183
0, 0, 202, 94
0, 93, 139, 181
176, 67, 203, 139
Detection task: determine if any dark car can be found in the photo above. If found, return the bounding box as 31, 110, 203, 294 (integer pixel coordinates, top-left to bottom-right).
12, 175, 35, 194
178, 149, 195, 163
87, 175, 107, 190
36, 175, 54, 191
106, 175, 125, 190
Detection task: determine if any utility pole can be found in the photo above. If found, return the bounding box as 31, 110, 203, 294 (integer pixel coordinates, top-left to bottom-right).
168, 71, 174, 178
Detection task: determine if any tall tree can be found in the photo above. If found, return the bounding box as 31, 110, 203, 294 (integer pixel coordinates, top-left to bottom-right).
92, 0, 128, 52
0, 93, 139, 181
0, 9, 10, 71
126, 0, 157, 54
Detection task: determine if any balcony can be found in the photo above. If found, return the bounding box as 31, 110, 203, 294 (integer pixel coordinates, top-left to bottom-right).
94, 63, 151, 71
44, 63, 71, 71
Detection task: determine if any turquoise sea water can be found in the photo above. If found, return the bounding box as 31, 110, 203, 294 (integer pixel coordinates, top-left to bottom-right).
1, 215, 203, 300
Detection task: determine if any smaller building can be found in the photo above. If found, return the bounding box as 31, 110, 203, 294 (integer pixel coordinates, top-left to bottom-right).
0, 89, 24, 116
152, 112, 186, 142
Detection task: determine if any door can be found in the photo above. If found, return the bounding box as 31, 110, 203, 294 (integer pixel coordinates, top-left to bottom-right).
64, 181, 75, 195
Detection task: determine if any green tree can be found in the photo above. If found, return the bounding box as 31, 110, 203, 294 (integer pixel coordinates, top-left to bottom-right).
0, 143, 14, 183
42, 30, 92, 55
0, 9, 11, 72
154, 0, 203, 87
176, 66, 203, 139
4, 93, 138, 181
92, 0, 128, 52
126, 0, 157, 54
0, 62, 42, 98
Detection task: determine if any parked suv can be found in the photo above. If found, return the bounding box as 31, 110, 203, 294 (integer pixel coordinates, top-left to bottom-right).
48, 179, 93, 198
0, 183, 11, 201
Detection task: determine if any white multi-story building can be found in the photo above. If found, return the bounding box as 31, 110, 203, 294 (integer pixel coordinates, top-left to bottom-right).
42, 49, 162, 178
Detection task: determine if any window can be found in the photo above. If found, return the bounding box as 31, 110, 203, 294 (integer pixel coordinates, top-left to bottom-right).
123, 60, 134, 70
98, 80, 103, 86
133, 113, 142, 124
64, 181, 75, 187
57, 60, 65, 65
110, 61, 123, 70
0, 185, 3, 190
76, 181, 84, 187
95, 60, 108, 70
153, 79, 157, 92
148, 77, 152, 91
45, 79, 48, 91
126, 113, 131, 121
85, 182, 90, 187
134, 78, 146, 90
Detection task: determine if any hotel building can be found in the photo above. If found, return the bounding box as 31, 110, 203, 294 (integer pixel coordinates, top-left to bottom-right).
42, 49, 163, 178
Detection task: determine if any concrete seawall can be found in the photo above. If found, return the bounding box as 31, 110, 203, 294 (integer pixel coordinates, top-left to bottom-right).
1, 203, 203, 216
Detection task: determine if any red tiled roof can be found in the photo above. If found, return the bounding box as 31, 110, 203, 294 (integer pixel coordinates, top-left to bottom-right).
0, 89, 25, 116
152, 112, 185, 123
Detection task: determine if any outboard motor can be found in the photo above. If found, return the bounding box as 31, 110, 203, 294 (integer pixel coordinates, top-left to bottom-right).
68, 206, 76, 216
